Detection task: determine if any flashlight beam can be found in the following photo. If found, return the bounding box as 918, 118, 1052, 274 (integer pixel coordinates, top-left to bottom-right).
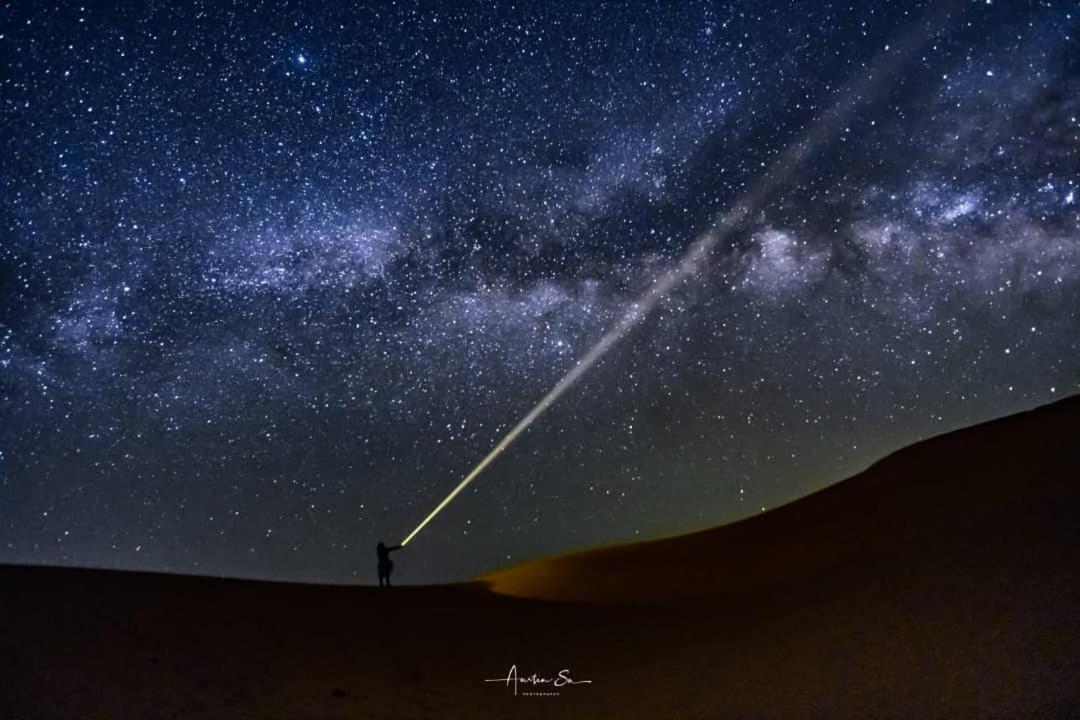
400, 1, 958, 548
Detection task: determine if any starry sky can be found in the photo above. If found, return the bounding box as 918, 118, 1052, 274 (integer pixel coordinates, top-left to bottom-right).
2, 1, 1078, 584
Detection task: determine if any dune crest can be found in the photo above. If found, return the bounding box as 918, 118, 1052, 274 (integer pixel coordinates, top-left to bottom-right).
484, 395, 1080, 604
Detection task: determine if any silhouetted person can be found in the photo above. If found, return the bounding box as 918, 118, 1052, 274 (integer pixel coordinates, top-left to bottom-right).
376, 541, 402, 587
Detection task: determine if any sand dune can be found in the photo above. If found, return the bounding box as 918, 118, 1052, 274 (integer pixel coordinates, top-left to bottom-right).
2, 396, 1078, 718
485, 395, 1080, 605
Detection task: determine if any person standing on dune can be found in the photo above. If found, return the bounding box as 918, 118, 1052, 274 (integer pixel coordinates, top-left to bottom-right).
376, 541, 402, 587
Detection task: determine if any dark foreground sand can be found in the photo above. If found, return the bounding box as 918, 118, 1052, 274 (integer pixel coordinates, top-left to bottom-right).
3, 397, 1079, 719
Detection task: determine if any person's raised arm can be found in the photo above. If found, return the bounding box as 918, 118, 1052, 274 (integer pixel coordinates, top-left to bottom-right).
389, 544, 403, 552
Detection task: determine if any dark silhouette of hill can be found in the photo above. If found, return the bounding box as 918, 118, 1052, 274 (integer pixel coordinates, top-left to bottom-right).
2, 396, 1078, 718
484, 395, 1080, 605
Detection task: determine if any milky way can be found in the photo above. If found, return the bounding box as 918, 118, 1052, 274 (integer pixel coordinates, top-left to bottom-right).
2, 1, 1078, 583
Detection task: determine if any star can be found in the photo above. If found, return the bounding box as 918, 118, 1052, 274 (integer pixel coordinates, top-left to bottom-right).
0, 0, 1076, 584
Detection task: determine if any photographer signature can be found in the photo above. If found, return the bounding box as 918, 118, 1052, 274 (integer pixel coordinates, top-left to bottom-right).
484, 664, 593, 696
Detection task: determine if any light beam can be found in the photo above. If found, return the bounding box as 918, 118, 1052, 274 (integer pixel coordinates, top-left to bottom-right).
401, 1, 959, 547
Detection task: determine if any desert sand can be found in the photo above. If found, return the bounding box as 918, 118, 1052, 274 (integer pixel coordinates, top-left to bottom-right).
2, 396, 1078, 718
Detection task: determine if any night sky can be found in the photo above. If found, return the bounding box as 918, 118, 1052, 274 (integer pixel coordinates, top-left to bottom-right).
2, 1, 1077, 584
